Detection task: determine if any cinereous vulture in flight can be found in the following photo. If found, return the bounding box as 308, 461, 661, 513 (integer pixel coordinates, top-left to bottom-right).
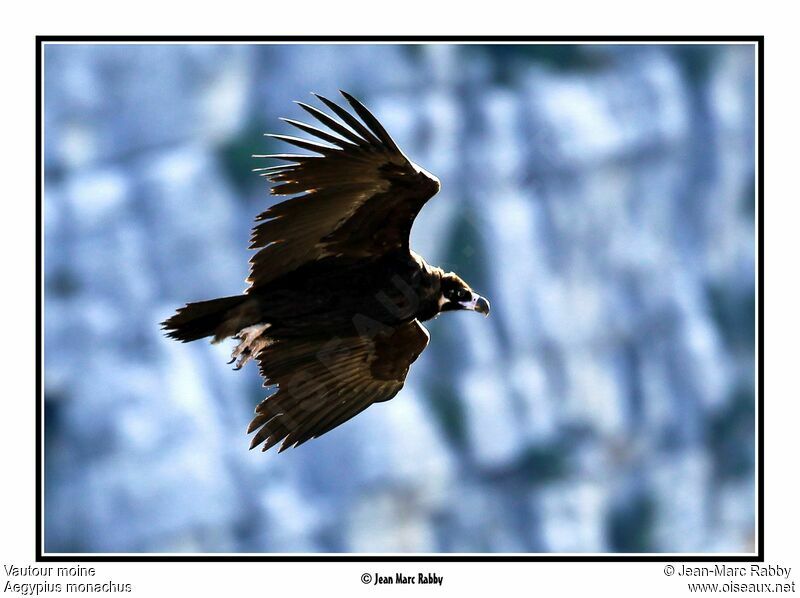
163, 90, 490, 452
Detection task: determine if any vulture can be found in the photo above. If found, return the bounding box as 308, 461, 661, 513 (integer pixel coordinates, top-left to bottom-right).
162, 90, 490, 452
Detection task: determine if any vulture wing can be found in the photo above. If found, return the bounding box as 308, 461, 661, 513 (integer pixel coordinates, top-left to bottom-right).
248, 90, 440, 289
247, 319, 430, 452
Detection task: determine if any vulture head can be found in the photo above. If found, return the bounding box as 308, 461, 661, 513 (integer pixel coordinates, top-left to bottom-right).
438, 272, 491, 317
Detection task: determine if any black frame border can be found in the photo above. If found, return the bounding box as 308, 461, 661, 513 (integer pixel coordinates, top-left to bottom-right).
35, 35, 765, 563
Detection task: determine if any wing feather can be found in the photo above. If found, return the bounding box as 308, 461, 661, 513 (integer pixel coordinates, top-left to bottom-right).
339, 90, 401, 153
313, 93, 383, 147
295, 101, 367, 146
263, 134, 341, 155
247, 91, 440, 288
247, 320, 430, 452
279, 117, 357, 148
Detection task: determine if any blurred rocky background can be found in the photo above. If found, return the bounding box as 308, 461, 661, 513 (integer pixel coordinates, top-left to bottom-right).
43, 43, 756, 553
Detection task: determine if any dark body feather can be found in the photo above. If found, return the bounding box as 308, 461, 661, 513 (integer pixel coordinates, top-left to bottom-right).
162, 91, 489, 452
245, 252, 443, 336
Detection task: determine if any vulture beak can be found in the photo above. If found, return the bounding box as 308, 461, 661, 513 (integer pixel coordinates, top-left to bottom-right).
460, 292, 491, 317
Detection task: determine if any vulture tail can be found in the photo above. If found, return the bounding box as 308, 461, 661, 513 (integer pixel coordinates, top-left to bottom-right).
162, 295, 250, 343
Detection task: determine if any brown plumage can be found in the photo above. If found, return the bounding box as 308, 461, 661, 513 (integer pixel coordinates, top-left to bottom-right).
162, 90, 490, 452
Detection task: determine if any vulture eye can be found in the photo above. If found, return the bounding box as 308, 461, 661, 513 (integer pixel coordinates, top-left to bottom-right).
455, 289, 471, 302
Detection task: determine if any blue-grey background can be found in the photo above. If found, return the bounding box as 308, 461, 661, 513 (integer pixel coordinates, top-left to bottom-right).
43, 43, 756, 553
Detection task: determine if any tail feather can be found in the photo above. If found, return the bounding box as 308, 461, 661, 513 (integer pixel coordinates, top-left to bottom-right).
162, 295, 249, 343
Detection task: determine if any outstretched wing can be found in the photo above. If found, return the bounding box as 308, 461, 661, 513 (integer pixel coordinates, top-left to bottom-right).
247, 320, 430, 452
247, 90, 440, 289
